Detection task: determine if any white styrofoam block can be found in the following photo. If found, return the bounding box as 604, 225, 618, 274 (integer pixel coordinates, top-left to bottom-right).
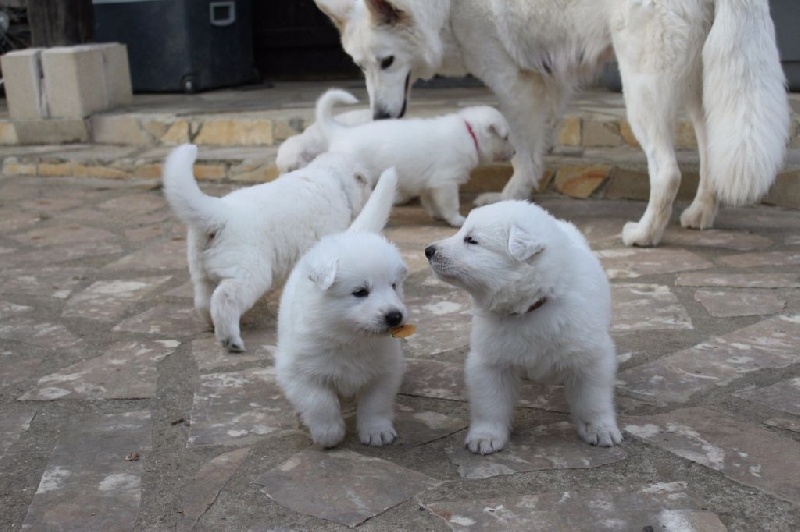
1, 49, 48, 120
42, 46, 108, 119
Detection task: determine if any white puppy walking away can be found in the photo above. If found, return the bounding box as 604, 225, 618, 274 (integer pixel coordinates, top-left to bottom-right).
426, 200, 622, 454
276, 108, 373, 174
315, 0, 790, 247
162, 144, 372, 352
316, 88, 515, 227
276, 168, 411, 448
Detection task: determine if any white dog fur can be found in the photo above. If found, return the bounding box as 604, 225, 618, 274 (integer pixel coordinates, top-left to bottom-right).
316, 88, 515, 227
315, 0, 790, 246
276, 168, 408, 448
426, 200, 622, 454
162, 144, 373, 352
276, 108, 373, 173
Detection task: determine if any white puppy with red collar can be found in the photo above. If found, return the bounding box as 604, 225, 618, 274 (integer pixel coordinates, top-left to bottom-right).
426, 200, 622, 454
316, 89, 515, 226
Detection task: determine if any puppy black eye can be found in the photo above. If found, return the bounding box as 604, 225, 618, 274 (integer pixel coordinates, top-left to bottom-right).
464, 236, 478, 245
380, 56, 395, 70
352, 288, 370, 298
391, 283, 397, 290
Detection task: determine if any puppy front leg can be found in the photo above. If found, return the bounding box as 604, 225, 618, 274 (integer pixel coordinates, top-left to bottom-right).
210, 272, 271, 352
284, 379, 346, 448
356, 364, 402, 446
464, 351, 520, 454
564, 345, 622, 447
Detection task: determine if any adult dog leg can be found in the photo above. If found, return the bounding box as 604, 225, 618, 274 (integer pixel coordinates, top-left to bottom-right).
680, 92, 719, 230
617, 72, 682, 247
210, 272, 271, 352
464, 350, 520, 454
564, 343, 622, 447
474, 72, 560, 206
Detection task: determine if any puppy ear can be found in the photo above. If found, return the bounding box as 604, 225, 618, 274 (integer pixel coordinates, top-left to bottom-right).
314, 0, 352, 33
308, 259, 338, 290
365, 0, 408, 26
508, 224, 545, 262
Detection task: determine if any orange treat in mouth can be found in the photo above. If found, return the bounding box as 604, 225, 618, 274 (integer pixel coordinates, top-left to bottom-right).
389, 324, 416, 338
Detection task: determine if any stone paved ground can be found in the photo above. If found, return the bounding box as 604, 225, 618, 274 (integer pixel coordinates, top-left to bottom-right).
0, 174, 799, 531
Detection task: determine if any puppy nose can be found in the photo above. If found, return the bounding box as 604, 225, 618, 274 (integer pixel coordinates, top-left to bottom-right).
384, 311, 403, 327
424, 245, 436, 259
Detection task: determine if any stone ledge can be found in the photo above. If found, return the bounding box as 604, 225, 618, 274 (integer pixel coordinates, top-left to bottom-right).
3, 145, 798, 209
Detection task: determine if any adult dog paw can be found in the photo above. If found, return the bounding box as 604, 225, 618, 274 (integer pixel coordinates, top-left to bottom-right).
576, 420, 623, 447
621, 221, 658, 247
310, 420, 346, 448
358, 423, 397, 446
465, 424, 508, 455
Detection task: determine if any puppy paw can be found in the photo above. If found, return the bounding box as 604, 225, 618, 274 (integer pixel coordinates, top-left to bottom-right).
576, 420, 623, 447
473, 192, 504, 207
310, 420, 346, 448
680, 203, 715, 230
358, 422, 397, 446
465, 423, 508, 455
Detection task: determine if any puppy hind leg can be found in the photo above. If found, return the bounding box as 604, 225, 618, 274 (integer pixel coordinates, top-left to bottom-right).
210, 272, 271, 352
680, 92, 719, 230
430, 183, 465, 227
564, 344, 622, 447
193, 280, 215, 329
464, 352, 520, 454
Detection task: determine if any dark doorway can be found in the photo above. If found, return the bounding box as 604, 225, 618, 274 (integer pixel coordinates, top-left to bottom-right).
253, 0, 359, 80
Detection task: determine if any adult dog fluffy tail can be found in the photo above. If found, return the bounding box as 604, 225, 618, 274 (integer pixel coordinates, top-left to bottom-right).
349, 167, 398, 234
703, 0, 790, 205
315, 88, 359, 142
162, 144, 227, 232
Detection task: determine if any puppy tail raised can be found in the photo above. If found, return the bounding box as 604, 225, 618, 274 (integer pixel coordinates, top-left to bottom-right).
348, 167, 397, 233
162, 144, 227, 232
315, 88, 359, 142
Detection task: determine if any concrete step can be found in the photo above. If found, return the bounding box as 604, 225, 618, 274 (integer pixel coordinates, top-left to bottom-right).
3, 143, 798, 209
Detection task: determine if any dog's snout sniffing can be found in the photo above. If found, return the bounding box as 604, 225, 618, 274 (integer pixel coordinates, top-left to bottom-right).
424, 245, 437, 260
384, 310, 403, 327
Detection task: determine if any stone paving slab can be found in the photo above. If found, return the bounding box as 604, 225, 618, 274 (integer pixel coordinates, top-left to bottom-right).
62, 276, 172, 321
22, 411, 152, 531
675, 273, 800, 289
258, 449, 439, 527
719, 250, 800, 268
178, 447, 251, 532
112, 304, 204, 337
0, 267, 88, 299
694, 289, 786, 318
0, 317, 84, 351
624, 407, 800, 505
596, 248, 714, 280
735, 378, 800, 416
19, 339, 179, 401
187, 368, 297, 447
0, 409, 36, 458
191, 330, 275, 372
425, 482, 725, 532
611, 283, 693, 332
618, 315, 800, 404
447, 421, 627, 479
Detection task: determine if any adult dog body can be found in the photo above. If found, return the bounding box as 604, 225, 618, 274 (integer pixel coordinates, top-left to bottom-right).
426, 201, 621, 454
316, 88, 514, 226
315, 0, 790, 246
276, 169, 408, 448
163, 145, 371, 352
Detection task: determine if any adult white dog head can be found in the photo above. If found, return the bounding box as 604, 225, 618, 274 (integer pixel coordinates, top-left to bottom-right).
314, 0, 448, 119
